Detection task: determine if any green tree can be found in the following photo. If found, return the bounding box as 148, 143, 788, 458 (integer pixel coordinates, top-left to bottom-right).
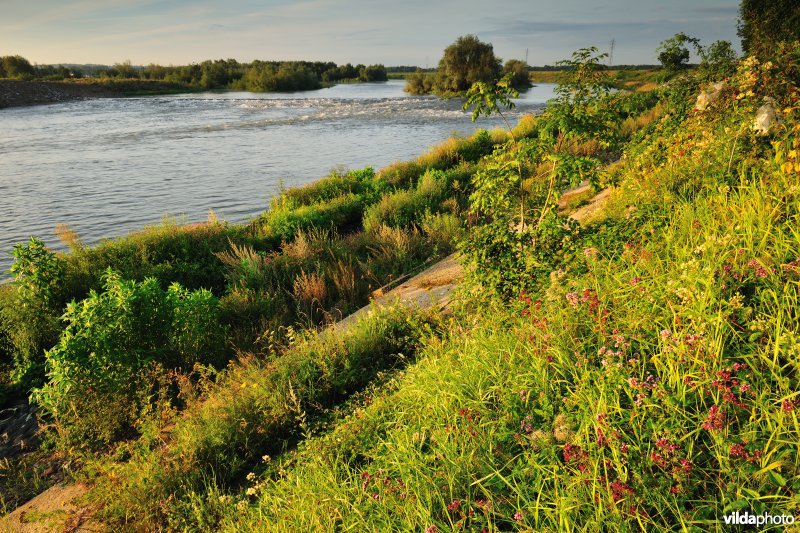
656, 33, 700, 73
404, 69, 434, 95
502, 59, 532, 91
112, 60, 139, 79
430, 35, 502, 95
738, 0, 800, 57
0, 55, 35, 79
359, 64, 388, 82
699, 40, 738, 79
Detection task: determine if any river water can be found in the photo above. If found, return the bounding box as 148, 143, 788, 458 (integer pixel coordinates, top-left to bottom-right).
0, 79, 555, 275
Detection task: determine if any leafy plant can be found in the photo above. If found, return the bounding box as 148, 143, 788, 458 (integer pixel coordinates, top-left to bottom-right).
32, 269, 227, 447
1, 238, 66, 385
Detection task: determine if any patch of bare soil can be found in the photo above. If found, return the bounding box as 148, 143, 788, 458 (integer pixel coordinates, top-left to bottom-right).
0, 483, 102, 532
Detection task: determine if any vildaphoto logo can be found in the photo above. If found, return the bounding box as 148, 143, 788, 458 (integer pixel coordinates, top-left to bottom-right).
723, 511, 796, 527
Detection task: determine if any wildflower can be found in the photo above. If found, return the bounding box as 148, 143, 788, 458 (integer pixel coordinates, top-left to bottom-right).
651, 451, 666, 468
596, 427, 608, 447
514, 511, 524, 523
447, 499, 460, 511
425, 526, 438, 533
619, 443, 629, 454
655, 438, 680, 453
610, 481, 634, 501
702, 405, 726, 431
782, 399, 796, 412
566, 291, 580, 309
246, 472, 256, 481
729, 443, 749, 459
584, 247, 598, 259
630, 276, 642, 285
246, 487, 257, 496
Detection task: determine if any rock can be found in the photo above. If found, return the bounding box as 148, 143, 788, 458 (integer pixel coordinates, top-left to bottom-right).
695, 82, 725, 111
754, 97, 781, 135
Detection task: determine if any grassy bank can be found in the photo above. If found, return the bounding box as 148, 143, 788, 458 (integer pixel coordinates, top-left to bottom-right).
3, 32, 799, 531
72, 44, 800, 531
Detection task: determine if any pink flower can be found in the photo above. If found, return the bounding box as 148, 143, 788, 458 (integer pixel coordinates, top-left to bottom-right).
610, 481, 634, 501
514, 511, 524, 523
702, 405, 726, 431
630, 276, 642, 285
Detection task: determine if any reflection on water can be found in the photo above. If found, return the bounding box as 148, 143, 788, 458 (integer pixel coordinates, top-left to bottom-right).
0, 80, 555, 274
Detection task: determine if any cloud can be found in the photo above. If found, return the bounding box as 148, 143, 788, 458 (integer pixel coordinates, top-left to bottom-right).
691, 5, 738, 15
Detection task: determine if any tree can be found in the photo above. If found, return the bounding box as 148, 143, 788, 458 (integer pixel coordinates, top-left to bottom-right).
656, 33, 700, 73
359, 64, 388, 82
433, 35, 502, 94
699, 40, 738, 79
0, 55, 35, 79
738, 0, 800, 57
404, 69, 434, 95
502, 59, 532, 91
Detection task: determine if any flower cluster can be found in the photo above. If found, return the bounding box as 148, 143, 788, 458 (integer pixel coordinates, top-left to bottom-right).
702, 405, 726, 431
729, 442, 763, 463
360, 470, 407, 501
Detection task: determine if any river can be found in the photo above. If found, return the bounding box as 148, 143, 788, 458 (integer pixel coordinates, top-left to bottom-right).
0, 79, 556, 275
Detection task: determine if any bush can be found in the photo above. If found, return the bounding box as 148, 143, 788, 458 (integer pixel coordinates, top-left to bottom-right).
32, 270, 227, 447
0, 238, 66, 386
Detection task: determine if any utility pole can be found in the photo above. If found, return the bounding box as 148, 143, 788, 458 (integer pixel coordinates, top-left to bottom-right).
525, 48, 529, 65
609, 39, 616, 66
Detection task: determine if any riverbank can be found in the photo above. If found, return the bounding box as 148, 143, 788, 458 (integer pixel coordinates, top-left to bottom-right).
0, 79, 190, 109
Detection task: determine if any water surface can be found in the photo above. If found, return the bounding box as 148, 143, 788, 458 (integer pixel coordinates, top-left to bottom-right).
0, 80, 555, 275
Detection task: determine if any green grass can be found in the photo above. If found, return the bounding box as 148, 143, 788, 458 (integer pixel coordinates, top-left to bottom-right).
81, 50, 799, 531
7, 42, 800, 533
86, 305, 440, 529
207, 65, 800, 530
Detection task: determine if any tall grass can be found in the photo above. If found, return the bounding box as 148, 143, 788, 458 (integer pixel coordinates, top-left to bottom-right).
88, 306, 439, 529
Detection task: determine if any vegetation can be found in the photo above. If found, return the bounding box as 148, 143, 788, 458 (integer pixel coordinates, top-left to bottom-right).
0, 56, 388, 93
4, 4, 800, 530
738, 0, 800, 57
405, 35, 508, 96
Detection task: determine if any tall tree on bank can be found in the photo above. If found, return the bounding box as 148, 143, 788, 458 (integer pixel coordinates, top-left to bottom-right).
433, 35, 503, 95
738, 0, 800, 57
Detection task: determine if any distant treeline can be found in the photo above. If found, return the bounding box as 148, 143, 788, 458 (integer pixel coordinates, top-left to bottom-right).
530, 63, 661, 71
0, 55, 388, 92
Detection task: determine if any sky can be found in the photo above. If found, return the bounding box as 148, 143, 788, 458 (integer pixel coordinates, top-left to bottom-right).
0, 0, 741, 67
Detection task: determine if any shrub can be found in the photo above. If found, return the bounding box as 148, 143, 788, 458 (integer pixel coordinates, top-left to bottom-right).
274, 167, 381, 209
1, 238, 66, 385
32, 270, 227, 447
